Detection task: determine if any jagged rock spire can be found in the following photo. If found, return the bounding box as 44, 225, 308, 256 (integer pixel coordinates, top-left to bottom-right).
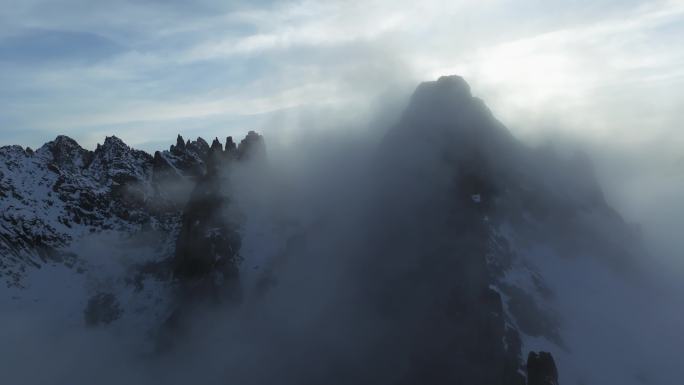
206, 138, 225, 176
171, 134, 186, 154
237, 131, 266, 161
195, 137, 209, 151
210, 137, 223, 153
225, 136, 236, 154
102, 135, 127, 149
185, 137, 211, 162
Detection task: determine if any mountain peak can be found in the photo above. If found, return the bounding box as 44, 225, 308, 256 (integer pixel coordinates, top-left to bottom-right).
402, 74, 485, 125
102, 135, 126, 147
53, 135, 81, 147
38, 134, 90, 169
96, 136, 130, 155
436, 75, 471, 92
176, 134, 186, 150
396, 75, 506, 142
225, 136, 236, 153
411, 75, 472, 106
237, 131, 265, 161
210, 137, 223, 152
41, 135, 83, 153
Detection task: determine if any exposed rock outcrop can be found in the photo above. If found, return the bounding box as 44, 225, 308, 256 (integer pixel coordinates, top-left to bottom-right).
527, 352, 559, 385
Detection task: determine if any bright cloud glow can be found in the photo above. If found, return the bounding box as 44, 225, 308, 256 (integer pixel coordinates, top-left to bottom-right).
0, 0, 682, 154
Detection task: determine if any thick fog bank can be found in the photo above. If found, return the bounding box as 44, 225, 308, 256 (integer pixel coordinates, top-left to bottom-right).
1, 76, 683, 385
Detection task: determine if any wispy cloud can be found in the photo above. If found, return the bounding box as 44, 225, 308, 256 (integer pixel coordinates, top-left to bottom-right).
0, 0, 682, 154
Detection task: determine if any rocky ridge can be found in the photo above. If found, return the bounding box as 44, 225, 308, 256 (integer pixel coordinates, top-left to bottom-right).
0, 131, 264, 288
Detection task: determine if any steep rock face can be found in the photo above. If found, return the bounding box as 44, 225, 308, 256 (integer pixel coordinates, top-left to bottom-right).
160, 135, 267, 345
86, 136, 156, 221
170, 132, 265, 295
372, 75, 643, 383
363, 75, 527, 384
0, 142, 87, 286
527, 352, 559, 385
172, 143, 244, 303
237, 130, 266, 161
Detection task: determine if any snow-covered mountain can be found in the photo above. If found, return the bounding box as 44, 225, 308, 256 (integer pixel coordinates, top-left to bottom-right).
0, 132, 264, 338
0, 76, 654, 385
0, 131, 265, 283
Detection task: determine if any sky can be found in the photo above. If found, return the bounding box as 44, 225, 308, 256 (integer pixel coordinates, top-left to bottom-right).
0, 0, 683, 255
0, 0, 681, 148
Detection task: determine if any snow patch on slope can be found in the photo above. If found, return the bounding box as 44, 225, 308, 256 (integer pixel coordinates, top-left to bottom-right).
497, 226, 684, 385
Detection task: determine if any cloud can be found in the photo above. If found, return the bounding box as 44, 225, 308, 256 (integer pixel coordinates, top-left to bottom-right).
422, 0, 684, 138
0, 0, 681, 147
0, 29, 125, 64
